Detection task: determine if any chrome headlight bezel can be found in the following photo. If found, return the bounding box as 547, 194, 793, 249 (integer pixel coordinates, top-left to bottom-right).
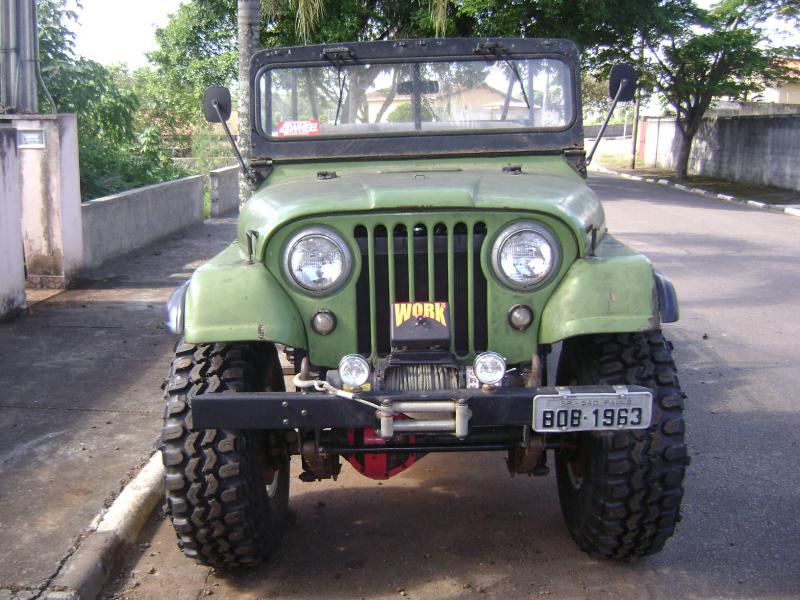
491, 221, 560, 291
282, 227, 352, 296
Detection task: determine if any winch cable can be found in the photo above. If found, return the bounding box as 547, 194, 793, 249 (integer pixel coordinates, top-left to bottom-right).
292, 374, 386, 412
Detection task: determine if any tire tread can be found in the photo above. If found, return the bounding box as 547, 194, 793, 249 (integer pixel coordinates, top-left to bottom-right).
556, 331, 689, 559
160, 341, 286, 568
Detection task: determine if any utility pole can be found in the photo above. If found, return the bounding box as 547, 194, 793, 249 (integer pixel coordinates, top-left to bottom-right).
630, 92, 640, 169
1, 0, 39, 113
237, 0, 260, 207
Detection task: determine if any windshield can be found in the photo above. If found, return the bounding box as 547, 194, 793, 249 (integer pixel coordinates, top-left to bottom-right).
257, 57, 575, 139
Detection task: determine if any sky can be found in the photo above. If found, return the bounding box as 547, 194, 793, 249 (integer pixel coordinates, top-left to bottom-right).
67, 0, 184, 69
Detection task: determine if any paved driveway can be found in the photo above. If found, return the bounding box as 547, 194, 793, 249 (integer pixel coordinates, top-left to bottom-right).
0, 218, 237, 598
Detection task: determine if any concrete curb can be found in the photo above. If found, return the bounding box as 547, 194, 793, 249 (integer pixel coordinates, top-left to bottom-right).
44, 453, 164, 600
593, 165, 800, 218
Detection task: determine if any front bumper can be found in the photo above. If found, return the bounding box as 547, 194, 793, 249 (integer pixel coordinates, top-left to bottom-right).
192, 385, 652, 436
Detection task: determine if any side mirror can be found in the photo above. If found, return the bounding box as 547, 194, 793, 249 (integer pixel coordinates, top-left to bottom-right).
204, 86, 232, 123
609, 64, 638, 102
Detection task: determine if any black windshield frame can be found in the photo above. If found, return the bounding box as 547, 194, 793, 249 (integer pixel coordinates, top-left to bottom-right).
250, 38, 584, 162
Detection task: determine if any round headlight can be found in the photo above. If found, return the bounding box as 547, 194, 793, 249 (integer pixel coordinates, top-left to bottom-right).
284, 228, 351, 295
492, 222, 559, 290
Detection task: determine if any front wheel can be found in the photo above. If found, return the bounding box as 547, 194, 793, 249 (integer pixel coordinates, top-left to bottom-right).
555, 331, 689, 559
161, 341, 290, 568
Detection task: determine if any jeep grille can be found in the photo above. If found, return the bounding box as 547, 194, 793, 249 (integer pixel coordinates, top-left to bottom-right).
354, 220, 488, 357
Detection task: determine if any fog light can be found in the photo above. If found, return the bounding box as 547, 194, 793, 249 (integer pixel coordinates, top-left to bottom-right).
311, 310, 337, 335
473, 352, 506, 386
339, 354, 370, 388
508, 304, 533, 331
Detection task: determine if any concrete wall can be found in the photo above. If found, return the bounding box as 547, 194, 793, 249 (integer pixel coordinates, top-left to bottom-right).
584, 123, 631, 139
689, 114, 800, 191
82, 175, 204, 270
0, 127, 26, 320
12, 114, 83, 288
639, 114, 800, 191
586, 136, 634, 163
209, 165, 240, 216
707, 101, 800, 117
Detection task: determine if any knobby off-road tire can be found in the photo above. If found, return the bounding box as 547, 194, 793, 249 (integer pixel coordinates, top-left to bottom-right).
555, 331, 689, 559
161, 340, 289, 568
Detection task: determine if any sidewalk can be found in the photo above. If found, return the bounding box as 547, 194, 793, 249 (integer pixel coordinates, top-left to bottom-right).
596, 161, 800, 207
0, 217, 236, 598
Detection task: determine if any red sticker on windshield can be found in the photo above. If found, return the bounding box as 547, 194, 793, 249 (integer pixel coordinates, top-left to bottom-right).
277, 120, 321, 137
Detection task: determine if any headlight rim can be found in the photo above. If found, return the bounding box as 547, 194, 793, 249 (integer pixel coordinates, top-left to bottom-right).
491, 220, 560, 291
282, 226, 353, 296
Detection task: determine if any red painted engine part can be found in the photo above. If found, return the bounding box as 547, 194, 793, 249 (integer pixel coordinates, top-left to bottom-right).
346, 428, 417, 480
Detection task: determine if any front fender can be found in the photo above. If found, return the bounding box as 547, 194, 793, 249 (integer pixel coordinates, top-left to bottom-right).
539, 236, 661, 344
182, 243, 306, 347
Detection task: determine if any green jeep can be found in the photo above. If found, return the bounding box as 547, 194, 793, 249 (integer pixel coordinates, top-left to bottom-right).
162, 37, 688, 568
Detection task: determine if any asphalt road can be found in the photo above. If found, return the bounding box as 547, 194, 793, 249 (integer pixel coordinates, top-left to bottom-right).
105, 174, 800, 600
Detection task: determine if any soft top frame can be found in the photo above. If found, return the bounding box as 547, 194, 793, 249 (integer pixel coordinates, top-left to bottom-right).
250, 37, 584, 163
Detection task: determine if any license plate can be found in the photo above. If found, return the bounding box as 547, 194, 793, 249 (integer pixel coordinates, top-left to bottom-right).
532, 386, 652, 433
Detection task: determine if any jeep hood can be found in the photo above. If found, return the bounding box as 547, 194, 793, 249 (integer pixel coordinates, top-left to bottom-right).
239, 155, 604, 257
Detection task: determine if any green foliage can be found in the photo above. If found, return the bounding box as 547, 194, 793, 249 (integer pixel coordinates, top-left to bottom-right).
456, 0, 690, 65
77, 134, 184, 200
386, 101, 436, 122
581, 73, 634, 125
145, 0, 481, 145
190, 124, 236, 216
145, 0, 238, 142
140, 0, 798, 182
37, 0, 185, 200
147, 0, 684, 152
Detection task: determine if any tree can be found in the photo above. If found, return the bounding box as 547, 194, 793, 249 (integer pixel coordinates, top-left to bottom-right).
37, 0, 184, 199
145, 0, 239, 149
386, 101, 436, 122
148, 0, 693, 150
646, 0, 799, 178
456, 0, 685, 65
582, 72, 634, 125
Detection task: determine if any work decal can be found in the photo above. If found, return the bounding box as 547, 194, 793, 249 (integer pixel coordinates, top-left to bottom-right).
393, 302, 449, 328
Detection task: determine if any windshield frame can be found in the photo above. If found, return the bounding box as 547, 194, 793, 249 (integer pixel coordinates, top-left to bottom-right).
250, 38, 584, 162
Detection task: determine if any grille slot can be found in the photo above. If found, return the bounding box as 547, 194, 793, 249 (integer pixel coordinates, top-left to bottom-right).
355, 220, 488, 357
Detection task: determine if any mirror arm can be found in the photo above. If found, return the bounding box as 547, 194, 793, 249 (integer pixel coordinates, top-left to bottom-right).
586, 79, 627, 166
213, 100, 262, 185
